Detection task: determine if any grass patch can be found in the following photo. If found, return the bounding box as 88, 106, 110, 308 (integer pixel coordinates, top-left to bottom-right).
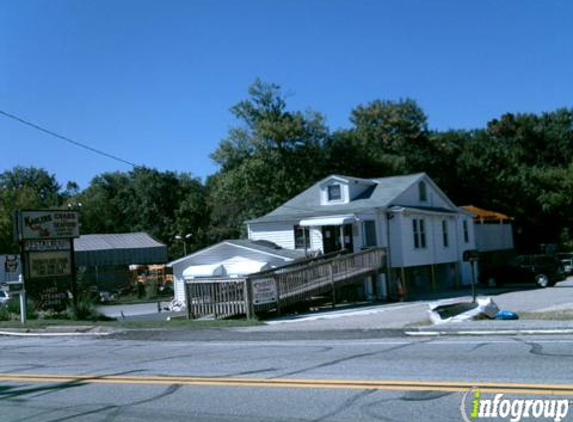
0, 318, 264, 330
519, 311, 573, 321
101, 294, 173, 305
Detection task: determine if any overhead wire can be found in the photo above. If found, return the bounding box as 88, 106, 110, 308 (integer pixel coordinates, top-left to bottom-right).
0, 109, 138, 167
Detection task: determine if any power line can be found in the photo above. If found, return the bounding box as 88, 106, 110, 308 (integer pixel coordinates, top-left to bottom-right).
0, 109, 138, 167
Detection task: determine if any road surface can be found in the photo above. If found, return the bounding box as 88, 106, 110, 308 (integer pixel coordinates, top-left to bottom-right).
1, 333, 573, 421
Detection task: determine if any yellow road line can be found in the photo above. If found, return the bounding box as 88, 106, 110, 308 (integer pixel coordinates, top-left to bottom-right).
1, 374, 573, 396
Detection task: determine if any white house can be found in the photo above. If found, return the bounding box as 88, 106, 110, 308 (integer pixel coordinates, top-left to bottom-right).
168, 239, 305, 303
246, 173, 476, 296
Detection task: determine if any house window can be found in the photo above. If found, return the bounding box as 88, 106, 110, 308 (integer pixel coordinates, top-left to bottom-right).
327, 184, 341, 201
463, 220, 470, 243
442, 220, 449, 248
413, 218, 426, 249
363, 220, 377, 247
419, 181, 427, 202
294, 225, 310, 249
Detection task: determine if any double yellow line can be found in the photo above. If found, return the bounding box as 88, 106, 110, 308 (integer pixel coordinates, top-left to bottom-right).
1, 374, 573, 396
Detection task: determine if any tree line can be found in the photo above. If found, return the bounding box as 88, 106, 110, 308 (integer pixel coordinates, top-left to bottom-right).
2, 79, 573, 258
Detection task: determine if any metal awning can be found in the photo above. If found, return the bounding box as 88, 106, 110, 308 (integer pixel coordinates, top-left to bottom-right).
183, 264, 225, 279
299, 214, 358, 227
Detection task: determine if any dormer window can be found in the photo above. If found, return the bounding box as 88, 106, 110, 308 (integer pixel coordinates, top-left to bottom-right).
328, 184, 341, 201
419, 181, 427, 202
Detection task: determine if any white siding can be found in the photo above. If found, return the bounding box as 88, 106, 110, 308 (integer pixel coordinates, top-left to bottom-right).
456, 215, 477, 285
170, 242, 294, 303
248, 222, 297, 249
474, 224, 514, 251
393, 177, 453, 210
389, 211, 473, 271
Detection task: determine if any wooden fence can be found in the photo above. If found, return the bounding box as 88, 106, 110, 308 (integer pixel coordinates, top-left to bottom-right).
184, 247, 386, 320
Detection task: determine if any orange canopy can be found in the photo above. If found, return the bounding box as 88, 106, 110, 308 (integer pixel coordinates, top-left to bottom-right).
460, 205, 513, 223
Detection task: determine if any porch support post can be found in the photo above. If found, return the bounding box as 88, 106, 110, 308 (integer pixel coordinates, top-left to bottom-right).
339, 225, 344, 252
400, 267, 407, 297
244, 278, 254, 320
330, 262, 336, 309
185, 281, 191, 320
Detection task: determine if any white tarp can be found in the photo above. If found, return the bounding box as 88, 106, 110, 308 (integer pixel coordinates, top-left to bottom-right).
183, 263, 226, 279
219, 257, 270, 277
299, 214, 358, 227
428, 297, 500, 325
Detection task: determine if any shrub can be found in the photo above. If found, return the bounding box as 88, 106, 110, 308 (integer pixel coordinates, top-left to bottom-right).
6, 298, 37, 320
66, 296, 97, 321
145, 279, 160, 299
0, 305, 12, 321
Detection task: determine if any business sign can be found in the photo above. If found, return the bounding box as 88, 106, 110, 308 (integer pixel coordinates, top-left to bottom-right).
24, 239, 72, 252
3, 255, 19, 273
18, 211, 79, 240
28, 251, 72, 279
252, 278, 278, 305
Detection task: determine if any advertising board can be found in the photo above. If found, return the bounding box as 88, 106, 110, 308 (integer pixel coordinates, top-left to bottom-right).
252, 278, 278, 305
28, 251, 73, 279
18, 211, 79, 240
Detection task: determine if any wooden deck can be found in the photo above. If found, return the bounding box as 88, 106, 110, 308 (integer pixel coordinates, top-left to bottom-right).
184, 248, 387, 320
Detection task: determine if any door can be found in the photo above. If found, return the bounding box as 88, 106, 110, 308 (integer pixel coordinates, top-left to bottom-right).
321, 225, 354, 253
322, 226, 340, 254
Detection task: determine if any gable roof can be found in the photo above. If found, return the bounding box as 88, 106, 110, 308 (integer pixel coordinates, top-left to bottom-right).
167, 238, 305, 267
224, 239, 305, 260
246, 173, 428, 224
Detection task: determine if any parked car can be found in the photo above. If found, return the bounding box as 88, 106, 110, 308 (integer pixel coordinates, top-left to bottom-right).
561, 258, 573, 275
0, 290, 10, 305
479, 254, 565, 288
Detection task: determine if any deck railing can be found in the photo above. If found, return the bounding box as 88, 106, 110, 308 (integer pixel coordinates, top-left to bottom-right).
185, 278, 248, 320
184, 247, 386, 320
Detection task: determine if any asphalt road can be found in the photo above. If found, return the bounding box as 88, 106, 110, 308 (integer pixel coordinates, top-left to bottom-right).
1, 334, 573, 421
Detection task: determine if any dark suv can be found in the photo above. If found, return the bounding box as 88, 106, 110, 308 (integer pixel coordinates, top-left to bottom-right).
479, 255, 565, 288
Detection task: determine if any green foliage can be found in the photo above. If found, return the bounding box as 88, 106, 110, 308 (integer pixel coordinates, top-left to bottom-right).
145, 279, 159, 299
6, 298, 37, 320
0, 305, 12, 321
66, 296, 106, 321
78, 167, 208, 259
208, 79, 329, 240
2, 81, 573, 255
0, 167, 66, 253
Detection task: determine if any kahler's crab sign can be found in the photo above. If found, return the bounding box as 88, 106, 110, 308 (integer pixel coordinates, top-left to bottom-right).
17, 210, 80, 240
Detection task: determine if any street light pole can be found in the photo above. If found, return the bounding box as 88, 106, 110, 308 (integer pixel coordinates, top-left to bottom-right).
175, 233, 192, 256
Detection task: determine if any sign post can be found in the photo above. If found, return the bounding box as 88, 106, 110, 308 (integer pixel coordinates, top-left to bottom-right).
18, 274, 26, 324
15, 210, 80, 314
463, 250, 480, 303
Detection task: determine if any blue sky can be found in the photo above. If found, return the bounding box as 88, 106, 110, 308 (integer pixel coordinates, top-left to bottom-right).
1, 0, 572, 188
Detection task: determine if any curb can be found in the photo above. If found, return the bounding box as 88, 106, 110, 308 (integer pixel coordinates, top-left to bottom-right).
0, 329, 115, 337
404, 328, 573, 336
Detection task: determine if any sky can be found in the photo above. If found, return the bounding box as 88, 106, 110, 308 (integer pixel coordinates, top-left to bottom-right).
1, 0, 572, 189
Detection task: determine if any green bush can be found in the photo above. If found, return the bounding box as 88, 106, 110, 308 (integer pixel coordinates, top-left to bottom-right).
6, 298, 37, 320
66, 296, 114, 321
145, 279, 160, 299
0, 305, 12, 321
66, 296, 97, 321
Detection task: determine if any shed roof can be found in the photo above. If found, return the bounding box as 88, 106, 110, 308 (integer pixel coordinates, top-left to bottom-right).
74, 232, 168, 266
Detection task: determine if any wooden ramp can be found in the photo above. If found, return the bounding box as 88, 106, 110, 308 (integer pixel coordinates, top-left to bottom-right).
184, 248, 387, 320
